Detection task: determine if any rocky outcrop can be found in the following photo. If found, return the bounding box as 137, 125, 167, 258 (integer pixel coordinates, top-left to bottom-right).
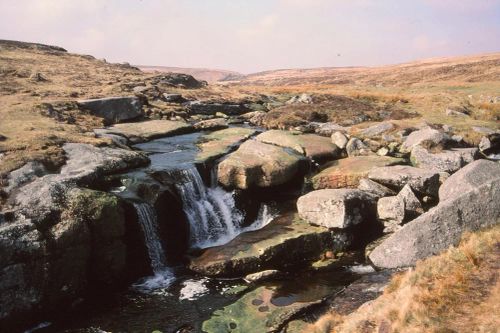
315, 123, 350, 137
400, 127, 448, 153
256, 130, 340, 161
368, 165, 440, 196
189, 212, 349, 277
4, 161, 48, 194
100, 120, 194, 143
410, 146, 479, 173
217, 140, 307, 189
369, 161, 500, 269
312, 156, 404, 190
297, 189, 377, 229
13, 143, 148, 226
77, 96, 144, 124
186, 101, 249, 116
153, 73, 206, 89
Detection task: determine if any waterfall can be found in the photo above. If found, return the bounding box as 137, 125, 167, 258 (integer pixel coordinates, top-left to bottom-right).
173, 167, 244, 248
132, 202, 175, 292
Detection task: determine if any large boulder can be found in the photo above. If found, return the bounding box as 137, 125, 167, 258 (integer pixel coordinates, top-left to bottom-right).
189, 212, 349, 277
297, 189, 377, 229
439, 159, 500, 201
217, 140, 307, 189
400, 127, 448, 153
77, 96, 144, 124
256, 130, 340, 161
368, 165, 440, 196
102, 120, 194, 143
410, 146, 479, 173
312, 156, 404, 190
240, 111, 267, 126
369, 161, 500, 268
331, 131, 348, 149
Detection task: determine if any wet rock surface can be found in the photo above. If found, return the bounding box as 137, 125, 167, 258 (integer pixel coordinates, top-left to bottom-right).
189, 212, 350, 277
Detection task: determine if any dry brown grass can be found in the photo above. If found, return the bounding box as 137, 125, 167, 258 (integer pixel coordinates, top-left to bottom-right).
308, 224, 500, 333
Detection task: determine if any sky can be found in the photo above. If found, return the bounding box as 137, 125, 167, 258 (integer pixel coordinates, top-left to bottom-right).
1, 0, 499, 73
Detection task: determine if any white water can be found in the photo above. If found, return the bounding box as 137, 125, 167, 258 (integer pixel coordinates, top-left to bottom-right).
173, 167, 245, 248
132, 202, 175, 292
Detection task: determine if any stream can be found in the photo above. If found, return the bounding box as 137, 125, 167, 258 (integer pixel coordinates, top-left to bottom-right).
28, 127, 364, 333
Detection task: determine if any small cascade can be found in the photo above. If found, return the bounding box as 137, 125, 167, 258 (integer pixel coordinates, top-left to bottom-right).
133, 202, 175, 291
243, 203, 278, 232
173, 167, 244, 248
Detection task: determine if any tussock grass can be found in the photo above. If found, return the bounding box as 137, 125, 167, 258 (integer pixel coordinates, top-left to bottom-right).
309, 224, 500, 333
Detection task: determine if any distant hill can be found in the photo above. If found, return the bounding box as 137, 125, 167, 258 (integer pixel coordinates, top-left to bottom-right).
137, 65, 243, 83
226, 53, 500, 86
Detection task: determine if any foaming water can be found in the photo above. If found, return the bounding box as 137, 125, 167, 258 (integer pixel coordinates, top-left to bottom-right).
179, 278, 210, 301
243, 203, 278, 232
133, 203, 175, 292
173, 167, 245, 248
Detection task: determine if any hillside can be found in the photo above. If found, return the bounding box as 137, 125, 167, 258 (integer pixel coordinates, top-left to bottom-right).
226, 53, 500, 86
138, 65, 242, 83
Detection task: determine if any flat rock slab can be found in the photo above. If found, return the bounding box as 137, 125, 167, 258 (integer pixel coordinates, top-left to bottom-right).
368, 165, 440, 196
103, 120, 194, 143
77, 96, 144, 124
189, 212, 349, 277
400, 127, 448, 153
256, 130, 340, 161
202, 285, 323, 333
218, 140, 307, 189
195, 127, 258, 165
312, 156, 404, 190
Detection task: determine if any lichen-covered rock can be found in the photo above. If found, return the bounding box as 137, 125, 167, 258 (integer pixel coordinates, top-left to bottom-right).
77, 96, 144, 124
240, 111, 267, 126
297, 189, 377, 229
410, 146, 479, 173
312, 156, 404, 190
377, 185, 423, 232
102, 120, 194, 143
439, 159, 500, 202
360, 122, 394, 138
400, 127, 448, 153
346, 137, 373, 157
187, 101, 249, 116
315, 123, 350, 137
369, 176, 500, 269
331, 131, 348, 149
358, 178, 396, 198
195, 127, 258, 165
218, 140, 307, 189
256, 130, 340, 161
368, 165, 440, 196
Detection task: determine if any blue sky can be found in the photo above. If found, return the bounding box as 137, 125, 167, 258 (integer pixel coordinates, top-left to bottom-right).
1, 0, 499, 73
